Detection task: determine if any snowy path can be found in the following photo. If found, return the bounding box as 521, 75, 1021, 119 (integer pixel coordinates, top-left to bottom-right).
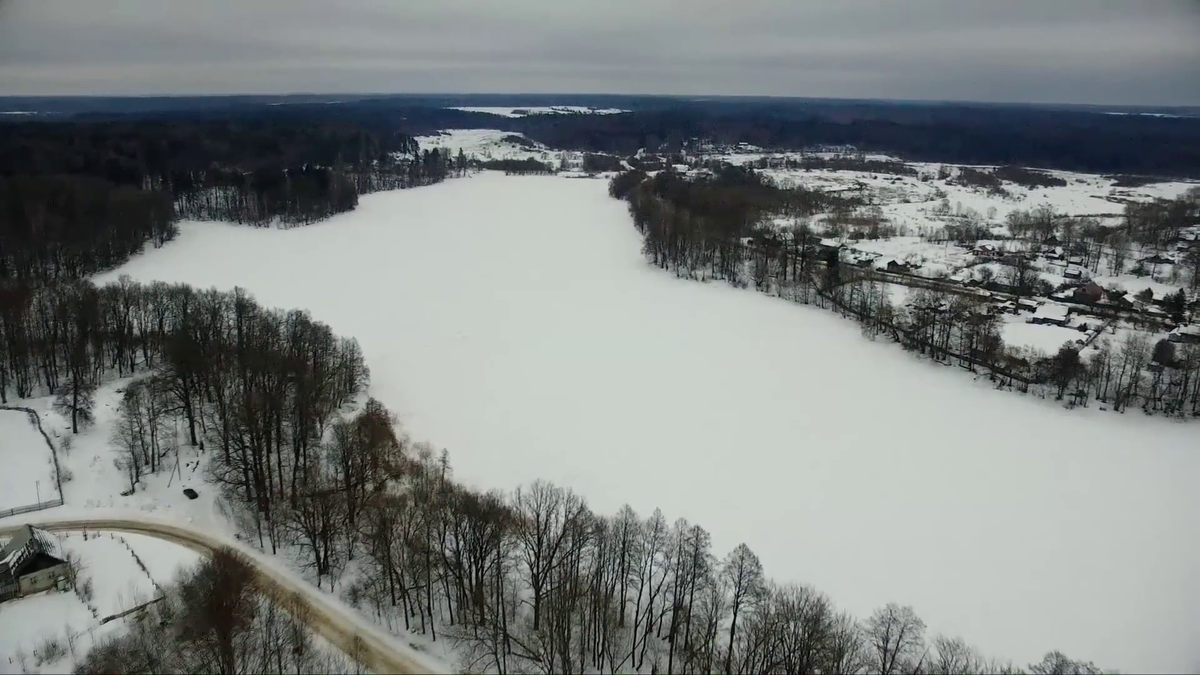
0, 518, 447, 675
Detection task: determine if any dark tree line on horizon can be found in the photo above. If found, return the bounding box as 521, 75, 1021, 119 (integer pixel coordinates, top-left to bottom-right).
0, 117, 450, 285
13, 96, 1198, 177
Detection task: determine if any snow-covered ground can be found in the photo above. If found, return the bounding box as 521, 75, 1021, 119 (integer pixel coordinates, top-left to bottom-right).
0, 529, 198, 674
449, 105, 627, 117
0, 589, 123, 674
1000, 318, 1087, 355
0, 410, 57, 511
84, 173, 1200, 674
16, 380, 220, 526
116, 532, 202, 585
58, 532, 159, 618
415, 128, 559, 164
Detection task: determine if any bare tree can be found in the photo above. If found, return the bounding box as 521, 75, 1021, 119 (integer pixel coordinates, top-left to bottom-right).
1028, 650, 1103, 675
722, 542, 765, 673
864, 603, 927, 675
928, 634, 984, 674
177, 548, 260, 675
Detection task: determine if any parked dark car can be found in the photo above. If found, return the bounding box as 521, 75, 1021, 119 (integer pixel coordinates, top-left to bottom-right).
183, 488, 199, 500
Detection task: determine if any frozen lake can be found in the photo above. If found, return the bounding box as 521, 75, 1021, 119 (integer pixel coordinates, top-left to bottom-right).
98, 173, 1200, 673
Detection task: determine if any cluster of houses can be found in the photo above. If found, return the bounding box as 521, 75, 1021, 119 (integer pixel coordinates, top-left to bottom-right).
0, 525, 70, 604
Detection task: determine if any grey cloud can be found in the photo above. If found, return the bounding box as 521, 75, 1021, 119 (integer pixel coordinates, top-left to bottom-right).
0, 0, 1196, 105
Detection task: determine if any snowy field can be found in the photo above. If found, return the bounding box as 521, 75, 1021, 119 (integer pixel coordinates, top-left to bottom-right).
57, 532, 160, 618
1000, 319, 1086, 355
0, 590, 119, 674
94, 174, 1200, 673
117, 533, 202, 585
0, 409, 56, 511
415, 128, 557, 163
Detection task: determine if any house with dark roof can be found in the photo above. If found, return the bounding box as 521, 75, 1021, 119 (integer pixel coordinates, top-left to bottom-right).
1072, 281, 1105, 304
0, 525, 70, 603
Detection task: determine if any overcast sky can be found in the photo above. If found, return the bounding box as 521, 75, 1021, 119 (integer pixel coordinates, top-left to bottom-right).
1, 0, 1197, 106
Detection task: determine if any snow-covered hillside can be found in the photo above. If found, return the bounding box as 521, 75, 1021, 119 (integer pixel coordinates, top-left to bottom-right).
415, 129, 553, 162
89, 173, 1200, 673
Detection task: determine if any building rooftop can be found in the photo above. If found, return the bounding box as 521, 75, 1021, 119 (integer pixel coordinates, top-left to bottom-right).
1032, 303, 1071, 322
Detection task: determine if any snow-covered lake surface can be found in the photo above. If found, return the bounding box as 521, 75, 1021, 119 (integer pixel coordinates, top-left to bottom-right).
96, 174, 1200, 673
0, 409, 56, 511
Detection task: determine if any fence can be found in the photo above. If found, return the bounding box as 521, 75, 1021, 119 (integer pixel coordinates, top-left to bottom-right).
0, 405, 65, 520
0, 499, 65, 520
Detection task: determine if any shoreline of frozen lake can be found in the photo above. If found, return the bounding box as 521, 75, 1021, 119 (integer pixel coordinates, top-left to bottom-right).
95, 173, 1200, 673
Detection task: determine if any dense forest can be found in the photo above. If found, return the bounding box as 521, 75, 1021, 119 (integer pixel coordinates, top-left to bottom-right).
0, 116, 450, 284
513, 106, 1200, 177
7, 95, 1199, 177
611, 168, 1200, 417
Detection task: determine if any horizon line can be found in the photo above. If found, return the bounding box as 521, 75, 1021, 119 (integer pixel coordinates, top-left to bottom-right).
1, 91, 1197, 111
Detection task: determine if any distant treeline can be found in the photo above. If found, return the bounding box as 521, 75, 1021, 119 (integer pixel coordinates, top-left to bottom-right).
9, 96, 1198, 177
514, 105, 1200, 178
611, 168, 1200, 417
0, 116, 451, 284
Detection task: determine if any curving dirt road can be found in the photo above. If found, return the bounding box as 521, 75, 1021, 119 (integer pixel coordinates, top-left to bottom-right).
0, 518, 446, 674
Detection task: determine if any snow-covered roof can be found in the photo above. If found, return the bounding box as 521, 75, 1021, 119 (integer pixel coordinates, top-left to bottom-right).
1033, 303, 1070, 321
0, 525, 62, 571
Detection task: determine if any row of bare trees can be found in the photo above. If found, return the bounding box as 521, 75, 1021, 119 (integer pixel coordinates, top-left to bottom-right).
0, 277, 370, 528
255, 431, 1104, 675
610, 169, 1200, 417
6, 271, 1109, 673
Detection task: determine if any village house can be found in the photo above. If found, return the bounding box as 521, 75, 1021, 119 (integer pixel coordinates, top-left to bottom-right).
1064, 266, 1084, 280
1072, 281, 1105, 304
1030, 302, 1071, 326
972, 243, 1000, 258
840, 248, 880, 268
1168, 324, 1200, 344
993, 300, 1018, 314
1139, 253, 1174, 267
1103, 291, 1135, 310
1016, 298, 1040, 313
0, 525, 70, 603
